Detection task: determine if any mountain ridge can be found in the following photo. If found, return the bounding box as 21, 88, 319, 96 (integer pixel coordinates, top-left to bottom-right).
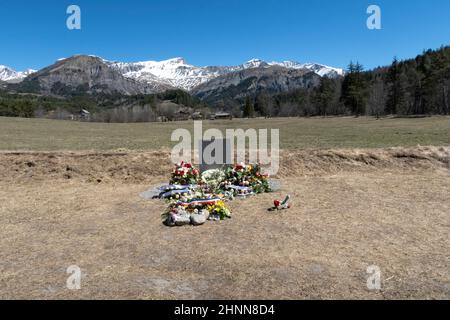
192, 65, 322, 107
108, 57, 344, 91
0, 65, 37, 83
14, 56, 164, 95
1, 55, 344, 91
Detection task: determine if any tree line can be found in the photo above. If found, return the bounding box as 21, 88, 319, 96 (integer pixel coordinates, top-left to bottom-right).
0, 89, 209, 122
1, 46, 449, 120
245, 46, 450, 117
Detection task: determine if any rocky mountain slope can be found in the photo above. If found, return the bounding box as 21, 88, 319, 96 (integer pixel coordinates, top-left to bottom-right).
192, 66, 321, 105
14, 56, 169, 95
3, 55, 343, 99
109, 57, 343, 91
0, 65, 36, 83
108, 57, 236, 92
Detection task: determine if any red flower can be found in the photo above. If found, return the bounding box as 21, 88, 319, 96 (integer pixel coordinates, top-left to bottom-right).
184, 163, 192, 168
274, 200, 281, 207
192, 169, 199, 175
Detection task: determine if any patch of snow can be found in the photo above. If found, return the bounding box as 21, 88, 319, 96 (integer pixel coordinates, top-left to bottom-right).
1, 55, 344, 88
0, 65, 36, 82
108, 57, 344, 91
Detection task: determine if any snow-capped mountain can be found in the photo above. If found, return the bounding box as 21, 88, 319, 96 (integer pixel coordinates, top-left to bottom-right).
108, 58, 236, 92
239, 59, 344, 77
268, 61, 345, 78
108, 57, 344, 91
16, 55, 162, 95
0, 65, 36, 83
1, 56, 344, 93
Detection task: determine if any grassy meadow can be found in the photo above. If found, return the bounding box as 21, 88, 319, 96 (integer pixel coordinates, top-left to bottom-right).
0, 116, 450, 151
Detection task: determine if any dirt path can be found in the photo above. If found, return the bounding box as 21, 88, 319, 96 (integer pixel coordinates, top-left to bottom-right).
0, 148, 449, 299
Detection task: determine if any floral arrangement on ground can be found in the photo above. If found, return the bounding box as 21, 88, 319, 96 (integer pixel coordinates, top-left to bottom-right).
150, 161, 273, 227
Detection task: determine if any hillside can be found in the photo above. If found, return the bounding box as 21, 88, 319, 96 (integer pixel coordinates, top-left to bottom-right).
192, 66, 321, 109
11, 56, 167, 96
0, 46, 448, 119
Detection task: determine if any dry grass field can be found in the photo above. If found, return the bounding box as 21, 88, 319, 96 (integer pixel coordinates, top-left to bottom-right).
0, 117, 449, 299
1, 116, 450, 151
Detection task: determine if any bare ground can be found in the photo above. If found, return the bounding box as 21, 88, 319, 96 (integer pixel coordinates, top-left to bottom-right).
0, 147, 449, 299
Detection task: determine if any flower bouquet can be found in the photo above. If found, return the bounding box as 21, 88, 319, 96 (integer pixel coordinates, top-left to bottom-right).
162, 197, 231, 226
170, 161, 200, 185
156, 161, 273, 227
201, 169, 226, 192
206, 200, 232, 221
268, 195, 292, 211
221, 163, 271, 195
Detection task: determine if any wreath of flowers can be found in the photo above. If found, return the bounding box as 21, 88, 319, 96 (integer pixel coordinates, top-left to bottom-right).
220, 163, 271, 195
170, 161, 200, 185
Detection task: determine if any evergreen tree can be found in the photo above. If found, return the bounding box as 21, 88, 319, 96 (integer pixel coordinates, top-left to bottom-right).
313, 77, 335, 116
254, 94, 269, 117
430, 47, 450, 114
367, 76, 386, 117
385, 57, 407, 114
341, 61, 367, 116
243, 96, 255, 118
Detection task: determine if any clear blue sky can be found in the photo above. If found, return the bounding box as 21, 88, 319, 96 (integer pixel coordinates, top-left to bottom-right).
1, 0, 449, 71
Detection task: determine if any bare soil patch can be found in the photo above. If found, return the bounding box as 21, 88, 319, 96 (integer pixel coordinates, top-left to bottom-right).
0, 147, 449, 299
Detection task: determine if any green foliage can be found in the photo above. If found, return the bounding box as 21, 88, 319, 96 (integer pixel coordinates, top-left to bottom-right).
222, 163, 271, 194
312, 77, 336, 116
249, 46, 450, 117
341, 62, 368, 116
0, 88, 209, 119
382, 46, 450, 115
157, 89, 208, 110
243, 96, 255, 118
385, 57, 407, 114
1, 46, 449, 119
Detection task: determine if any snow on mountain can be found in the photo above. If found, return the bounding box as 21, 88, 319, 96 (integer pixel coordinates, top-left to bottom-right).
0, 65, 17, 81
0, 65, 37, 83
108, 57, 344, 91
296, 63, 344, 77
1, 56, 343, 90
241, 58, 269, 69
268, 61, 345, 77
108, 57, 233, 91
18, 68, 37, 78
237, 59, 344, 77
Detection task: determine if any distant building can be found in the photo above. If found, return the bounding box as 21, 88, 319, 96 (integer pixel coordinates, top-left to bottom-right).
79, 109, 90, 121
210, 112, 232, 120
192, 111, 203, 120
157, 116, 169, 122
174, 109, 190, 121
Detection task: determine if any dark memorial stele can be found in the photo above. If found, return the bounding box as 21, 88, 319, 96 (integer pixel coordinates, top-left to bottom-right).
199, 139, 232, 172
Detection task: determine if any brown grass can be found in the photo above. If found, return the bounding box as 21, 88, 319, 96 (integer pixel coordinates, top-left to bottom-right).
1, 116, 450, 151
1, 146, 449, 183
0, 147, 449, 299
